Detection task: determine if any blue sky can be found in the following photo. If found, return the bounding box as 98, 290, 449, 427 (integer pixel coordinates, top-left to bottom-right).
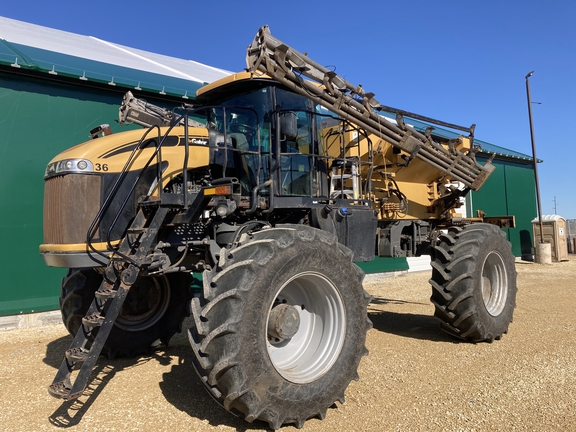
2, 0, 575, 218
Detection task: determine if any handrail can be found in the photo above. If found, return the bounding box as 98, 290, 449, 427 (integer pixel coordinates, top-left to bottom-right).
86, 117, 185, 264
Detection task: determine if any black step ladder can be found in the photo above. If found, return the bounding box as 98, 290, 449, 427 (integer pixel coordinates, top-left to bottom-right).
48, 205, 170, 400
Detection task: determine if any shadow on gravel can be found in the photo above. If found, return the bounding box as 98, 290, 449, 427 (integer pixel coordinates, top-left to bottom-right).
368, 296, 456, 343
158, 344, 267, 431
43, 333, 104, 427
44, 336, 158, 426
43, 334, 265, 430
41, 308, 454, 430
43, 335, 73, 369
370, 296, 428, 307
45, 339, 175, 428
47, 363, 118, 427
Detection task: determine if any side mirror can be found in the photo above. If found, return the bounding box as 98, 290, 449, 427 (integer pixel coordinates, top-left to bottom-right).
279, 112, 298, 141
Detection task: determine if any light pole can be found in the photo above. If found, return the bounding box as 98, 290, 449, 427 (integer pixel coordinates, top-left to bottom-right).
525, 71, 545, 245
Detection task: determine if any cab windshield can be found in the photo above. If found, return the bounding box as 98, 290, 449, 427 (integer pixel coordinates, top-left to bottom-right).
205, 85, 330, 198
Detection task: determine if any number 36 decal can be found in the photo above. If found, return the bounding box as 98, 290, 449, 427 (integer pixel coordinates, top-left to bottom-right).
95, 163, 109, 171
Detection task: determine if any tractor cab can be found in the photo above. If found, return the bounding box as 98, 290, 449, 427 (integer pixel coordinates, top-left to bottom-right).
196, 72, 331, 200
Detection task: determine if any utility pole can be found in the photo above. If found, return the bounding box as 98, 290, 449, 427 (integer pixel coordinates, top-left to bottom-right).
525, 71, 544, 244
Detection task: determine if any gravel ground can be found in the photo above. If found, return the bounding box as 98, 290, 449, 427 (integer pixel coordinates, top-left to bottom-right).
1, 257, 575, 431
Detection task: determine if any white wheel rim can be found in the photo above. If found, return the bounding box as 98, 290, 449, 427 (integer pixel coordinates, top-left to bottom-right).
266, 271, 346, 383
481, 251, 509, 316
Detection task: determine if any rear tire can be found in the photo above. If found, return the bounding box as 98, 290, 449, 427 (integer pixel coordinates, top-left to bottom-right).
60, 268, 192, 357
429, 223, 517, 342
189, 224, 372, 429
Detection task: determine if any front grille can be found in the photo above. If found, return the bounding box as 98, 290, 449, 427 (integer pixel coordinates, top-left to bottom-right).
43, 174, 101, 244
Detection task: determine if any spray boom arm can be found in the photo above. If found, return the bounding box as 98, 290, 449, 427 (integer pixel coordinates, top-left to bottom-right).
118, 91, 203, 128
246, 25, 494, 191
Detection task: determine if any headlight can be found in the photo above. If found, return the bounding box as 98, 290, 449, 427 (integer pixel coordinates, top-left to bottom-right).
45, 159, 94, 179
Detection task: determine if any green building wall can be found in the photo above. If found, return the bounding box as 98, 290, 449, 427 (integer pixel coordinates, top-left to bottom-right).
467, 157, 537, 258
0, 72, 139, 316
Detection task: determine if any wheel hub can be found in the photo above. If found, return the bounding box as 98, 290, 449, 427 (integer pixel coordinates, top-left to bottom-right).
481, 251, 508, 316
268, 303, 300, 342
115, 275, 171, 331
266, 272, 346, 384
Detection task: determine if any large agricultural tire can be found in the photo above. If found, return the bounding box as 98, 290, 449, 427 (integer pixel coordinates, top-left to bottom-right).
429, 223, 517, 342
188, 224, 372, 429
60, 268, 192, 358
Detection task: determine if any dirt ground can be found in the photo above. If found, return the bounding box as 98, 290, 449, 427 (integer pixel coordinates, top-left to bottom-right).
1, 257, 575, 431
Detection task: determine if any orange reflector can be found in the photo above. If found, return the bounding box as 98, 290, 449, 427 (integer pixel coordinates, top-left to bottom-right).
204, 185, 232, 196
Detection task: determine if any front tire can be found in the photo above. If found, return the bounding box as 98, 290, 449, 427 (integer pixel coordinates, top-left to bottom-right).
189, 224, 372, 429
429, 223, 517, 342
60, 268, 192, 357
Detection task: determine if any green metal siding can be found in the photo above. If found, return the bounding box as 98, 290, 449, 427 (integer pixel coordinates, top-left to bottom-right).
467, 157, 537, 258
0, 73, 136, 316
356, 257, 409, 274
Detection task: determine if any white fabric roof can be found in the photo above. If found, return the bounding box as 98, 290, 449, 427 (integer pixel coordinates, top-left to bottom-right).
0, 16, 231, 84
532, 215, 565, 222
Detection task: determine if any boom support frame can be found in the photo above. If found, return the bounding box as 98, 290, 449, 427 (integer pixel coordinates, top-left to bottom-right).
246, 25, 494, 191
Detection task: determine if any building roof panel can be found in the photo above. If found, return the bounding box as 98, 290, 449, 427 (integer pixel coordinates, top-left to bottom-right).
0, 16, 231, 97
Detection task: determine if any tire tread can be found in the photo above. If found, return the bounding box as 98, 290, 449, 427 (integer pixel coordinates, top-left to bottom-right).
429, 223, 517, 342
189, 224, 370, 429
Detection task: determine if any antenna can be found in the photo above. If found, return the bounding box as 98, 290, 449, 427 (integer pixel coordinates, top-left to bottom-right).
553, 196, 558, 215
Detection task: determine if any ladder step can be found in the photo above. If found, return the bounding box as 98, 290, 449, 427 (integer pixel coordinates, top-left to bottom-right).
48, 205, 171, 402
48, 277, 135, 401
95, 288, 116, 300
127, 227, 146, 234
65, 347, 90, 363
82, 313, 104, 327
331, 192, 354, 198
138, 196, 161, 206
48, 379, 72, 399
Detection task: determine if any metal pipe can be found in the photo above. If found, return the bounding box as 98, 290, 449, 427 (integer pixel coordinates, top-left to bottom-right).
183, 114, 189, 209
525, 71, 545, 244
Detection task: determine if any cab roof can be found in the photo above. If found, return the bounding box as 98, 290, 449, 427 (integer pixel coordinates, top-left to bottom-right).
195, 70, 273, 102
